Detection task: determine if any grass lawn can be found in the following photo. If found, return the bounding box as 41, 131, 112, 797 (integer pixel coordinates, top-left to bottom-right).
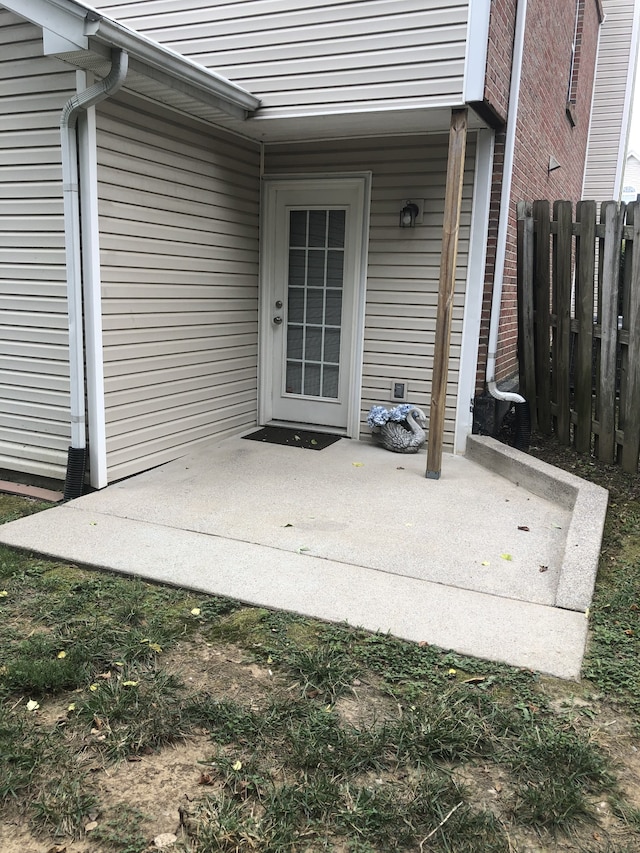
1, 434, 640, 852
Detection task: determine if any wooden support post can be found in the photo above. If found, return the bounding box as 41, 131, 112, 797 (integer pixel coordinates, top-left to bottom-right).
426, 108, 467, 479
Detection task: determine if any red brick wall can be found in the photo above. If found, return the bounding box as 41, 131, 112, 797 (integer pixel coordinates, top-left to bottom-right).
476, 0, 602, 391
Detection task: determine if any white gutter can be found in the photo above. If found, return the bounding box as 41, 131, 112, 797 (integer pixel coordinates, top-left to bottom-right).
9, 0, 260, 119
486, 0, 527, 405
60, 48, 128, 495
85, 12, 260, 117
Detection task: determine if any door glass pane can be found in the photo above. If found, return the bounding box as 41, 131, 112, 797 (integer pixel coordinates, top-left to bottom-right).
286, 209, 345, 400
323, 365, 339, 397
324, 328, 341, 363
305, 327, 322, 361
307, 251, 325, 287
306, 289, 324, 324
308, 211, 326, 247
304, 363, 321, 396
326, 251, 344, 287
288, 287, 304, 324
325, 290, 342, 326
328, 211, 345, 248
286, 361, 302, 394
287, 326, 303, 360
289, 211, 307, 247
288, 250, 306, 286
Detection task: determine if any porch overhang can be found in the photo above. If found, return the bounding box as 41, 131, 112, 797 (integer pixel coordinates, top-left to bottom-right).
237, 103, 489, 144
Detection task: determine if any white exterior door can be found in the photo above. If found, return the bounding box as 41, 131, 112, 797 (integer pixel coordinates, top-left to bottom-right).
260, 177, 369, 434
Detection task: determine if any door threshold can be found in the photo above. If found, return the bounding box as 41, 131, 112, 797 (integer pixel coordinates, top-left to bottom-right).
266, 420, 349, 438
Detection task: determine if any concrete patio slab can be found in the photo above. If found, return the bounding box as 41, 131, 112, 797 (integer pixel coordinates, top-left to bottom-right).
0, 435, 607, 679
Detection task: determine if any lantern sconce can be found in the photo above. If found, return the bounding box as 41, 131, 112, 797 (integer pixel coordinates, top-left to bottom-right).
399, 200, 421, 228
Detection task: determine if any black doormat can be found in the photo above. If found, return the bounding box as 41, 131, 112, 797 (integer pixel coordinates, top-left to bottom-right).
242, 427, 341, 450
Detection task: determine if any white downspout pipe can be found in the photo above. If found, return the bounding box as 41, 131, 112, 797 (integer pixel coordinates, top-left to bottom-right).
60, 49, 128, 498
486, 0, 527, 404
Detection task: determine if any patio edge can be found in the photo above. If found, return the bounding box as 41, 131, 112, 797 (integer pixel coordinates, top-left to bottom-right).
465, 436, 608, 612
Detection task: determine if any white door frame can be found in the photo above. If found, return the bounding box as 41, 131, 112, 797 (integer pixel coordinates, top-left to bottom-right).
258, 173, 371, 437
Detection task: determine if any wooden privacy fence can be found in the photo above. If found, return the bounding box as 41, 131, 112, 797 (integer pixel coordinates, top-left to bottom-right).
517, 199, 640, 474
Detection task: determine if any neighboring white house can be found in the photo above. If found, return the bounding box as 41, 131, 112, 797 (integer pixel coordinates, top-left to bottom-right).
584, 0, 640, 201
622, 149, 640, 200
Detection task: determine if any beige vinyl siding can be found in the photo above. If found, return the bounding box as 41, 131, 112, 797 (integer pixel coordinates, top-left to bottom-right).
92, 0, 468, 115
0, 8, 76, 480
97, 95, 261, 481
584, 0, 638, 201
264, 132, 476, 449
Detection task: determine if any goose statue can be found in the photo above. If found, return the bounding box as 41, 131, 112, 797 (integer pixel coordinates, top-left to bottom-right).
369, 405, 428, 454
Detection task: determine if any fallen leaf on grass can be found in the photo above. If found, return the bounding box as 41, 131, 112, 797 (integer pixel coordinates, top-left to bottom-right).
190, 608, 201, 616
0, 590, 8, 598
26, 699, 40, 711
57, 651, 66, 659
122, 680, 139, 687
84, 821, 98, 832
232, 760, 243, 771
199, 772, 214, 785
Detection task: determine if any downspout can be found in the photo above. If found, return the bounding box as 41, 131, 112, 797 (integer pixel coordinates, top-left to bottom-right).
485, 0, 527, 406
60, 49, 128, 500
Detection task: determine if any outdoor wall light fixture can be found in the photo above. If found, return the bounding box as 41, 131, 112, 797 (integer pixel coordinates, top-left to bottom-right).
400, 201, 420, 227
548, 155, 561, 173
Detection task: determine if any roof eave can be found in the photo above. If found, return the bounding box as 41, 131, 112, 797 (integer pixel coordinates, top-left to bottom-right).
4, 0, 261, 121
85, 13, 260, 118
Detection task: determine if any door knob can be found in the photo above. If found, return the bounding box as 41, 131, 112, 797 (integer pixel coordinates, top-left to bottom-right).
273, 316, 283, 325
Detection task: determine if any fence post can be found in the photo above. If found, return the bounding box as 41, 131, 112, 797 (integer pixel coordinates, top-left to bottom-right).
621, 201, 640, 473
533, 200, 551, 434
517, 201, 537, 430
552, 201, 573, 445
597, 201, 624, 463
574, 201, 596, 454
